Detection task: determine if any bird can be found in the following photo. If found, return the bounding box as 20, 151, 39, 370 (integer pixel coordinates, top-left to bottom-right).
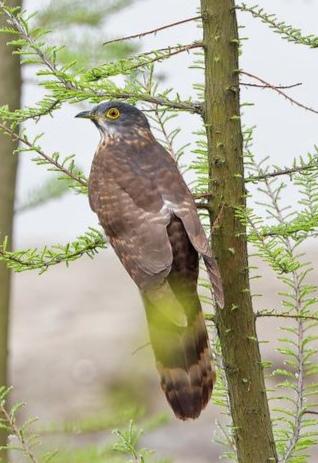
76, 101, 224, 420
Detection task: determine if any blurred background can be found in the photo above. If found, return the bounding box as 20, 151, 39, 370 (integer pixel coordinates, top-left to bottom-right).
4, 0, 318, 461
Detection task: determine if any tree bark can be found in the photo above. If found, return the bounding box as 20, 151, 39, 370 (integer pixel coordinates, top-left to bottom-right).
200, 1, 278, 462
0, 0, 22, 459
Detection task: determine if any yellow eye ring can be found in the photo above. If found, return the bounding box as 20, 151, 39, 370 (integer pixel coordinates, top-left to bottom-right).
105, 107, 120, 120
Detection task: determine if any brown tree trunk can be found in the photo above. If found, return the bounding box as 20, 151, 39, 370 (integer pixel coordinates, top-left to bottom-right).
0, 1, 22, 459
200, 1, 278, 462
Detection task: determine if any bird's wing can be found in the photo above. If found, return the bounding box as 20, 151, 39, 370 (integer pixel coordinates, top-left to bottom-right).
149, 142, 224, 307
88, 143, 174, 290
173, 207, 224, 308
89, 139, 223, 306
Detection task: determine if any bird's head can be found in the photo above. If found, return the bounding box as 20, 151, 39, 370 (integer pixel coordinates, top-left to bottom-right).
75, 101, 150, 138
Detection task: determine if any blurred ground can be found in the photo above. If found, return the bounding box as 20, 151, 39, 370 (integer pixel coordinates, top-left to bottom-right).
10, 250, 223, 462
9, 244, 318, 462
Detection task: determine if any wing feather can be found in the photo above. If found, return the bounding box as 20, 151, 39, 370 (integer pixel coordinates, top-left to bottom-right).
88, 137, 224, 306
148, 143, 224, 307
88, 143, 173, 289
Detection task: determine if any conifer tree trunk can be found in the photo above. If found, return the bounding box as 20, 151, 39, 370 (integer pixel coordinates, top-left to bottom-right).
0, 0, 22, 458
200, 1, 278, 461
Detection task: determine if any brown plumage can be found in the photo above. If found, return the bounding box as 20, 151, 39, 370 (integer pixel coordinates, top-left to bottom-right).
76, 101, 224, 420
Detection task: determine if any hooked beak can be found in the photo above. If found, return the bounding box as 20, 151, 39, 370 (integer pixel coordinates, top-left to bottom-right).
75, 110, 95, 120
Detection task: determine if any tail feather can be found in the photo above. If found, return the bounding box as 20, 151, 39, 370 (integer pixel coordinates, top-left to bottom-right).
143, 292, 215, 420
142, 215, 216, 420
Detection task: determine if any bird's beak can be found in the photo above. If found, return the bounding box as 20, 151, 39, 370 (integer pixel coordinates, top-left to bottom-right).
75, 110, 94, 119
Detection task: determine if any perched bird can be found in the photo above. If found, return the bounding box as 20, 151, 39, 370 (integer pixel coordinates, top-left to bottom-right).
76, 101, 224, 420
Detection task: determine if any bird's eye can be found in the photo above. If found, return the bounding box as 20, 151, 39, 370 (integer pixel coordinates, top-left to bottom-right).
105, 107, 120, 120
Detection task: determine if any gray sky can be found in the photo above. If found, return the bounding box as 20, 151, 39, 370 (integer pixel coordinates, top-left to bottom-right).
16, 0, 318, 246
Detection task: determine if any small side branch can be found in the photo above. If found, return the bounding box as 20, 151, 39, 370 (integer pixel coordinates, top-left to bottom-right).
195, 202, 210, 210
241, 81, 302, 90
107, 42, 204, 74
246, 160, 318, 183
103, 15, 202, 46
195, 158, 318, 198
0, 2, 74, 90
193, 191, 213, 200
0, 122, 87, 189
102, 91, 202, 114
0, 391, 39, 463
238, 3, 318, 48
256, 311, 318, 323
241, 71, 318, 115
0, 229, 106, 273
0, 5, 203, 115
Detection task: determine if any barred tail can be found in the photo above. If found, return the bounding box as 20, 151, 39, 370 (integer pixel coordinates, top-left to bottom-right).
143, 289, 215, 420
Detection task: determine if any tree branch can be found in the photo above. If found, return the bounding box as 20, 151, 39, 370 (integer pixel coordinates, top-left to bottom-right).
246, 159, 318, 182
103, 15, 202, 46
241, 71, 318, 115
194, 157, 318, 203
99, 91, 202, 114
241, 81, 302, 90
0, 395, 39, 463
256, 311, 318, 323
0, 122, 87, 189
109, 42, 204, 73
261, 172, 307, 463
237, 3, 318, 48
0, 1, 75, 90
0, 229, 106, 273
192, 191, 213, 200
0, 5, 203, 115
195, 202, 210, 210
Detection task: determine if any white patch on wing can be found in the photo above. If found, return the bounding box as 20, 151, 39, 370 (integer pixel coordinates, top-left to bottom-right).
159, 199, 178, 218
150, 198, 190, 224
159, 199, 177, 221
160, 198, 190, 216
149, 199, 178, 224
